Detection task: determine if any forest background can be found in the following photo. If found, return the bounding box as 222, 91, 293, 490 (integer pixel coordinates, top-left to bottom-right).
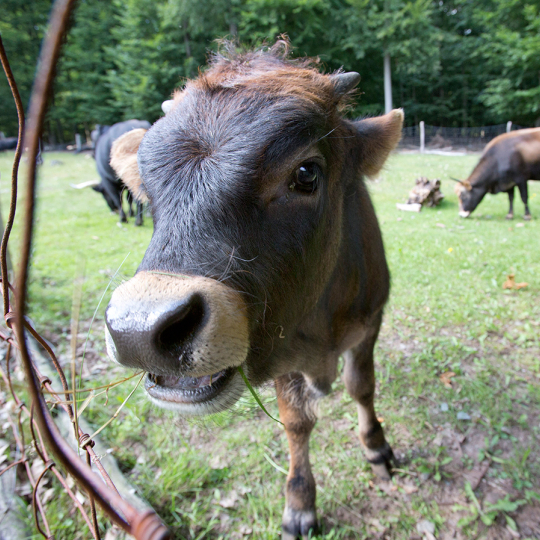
1, 0, 540, 144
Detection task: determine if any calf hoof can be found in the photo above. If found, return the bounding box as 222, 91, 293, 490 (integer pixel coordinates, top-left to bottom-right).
282, 507, 317, 539
366, 442, 395, 481
135, 218, 143, 227
524, 214, 532, 221
505, 213, 513, 220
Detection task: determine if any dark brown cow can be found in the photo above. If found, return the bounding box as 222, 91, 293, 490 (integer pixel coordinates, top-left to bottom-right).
105, 41, 403, 538
454, 128, 540, 220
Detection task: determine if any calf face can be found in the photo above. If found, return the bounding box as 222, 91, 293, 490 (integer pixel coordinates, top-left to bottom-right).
454, 180, 479, 218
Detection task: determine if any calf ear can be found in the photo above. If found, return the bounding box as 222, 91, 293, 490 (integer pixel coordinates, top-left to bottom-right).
110, 128, 148, 202
354, 109, 404, 178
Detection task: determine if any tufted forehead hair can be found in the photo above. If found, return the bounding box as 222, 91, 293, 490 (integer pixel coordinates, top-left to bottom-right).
172, 39, 349, 112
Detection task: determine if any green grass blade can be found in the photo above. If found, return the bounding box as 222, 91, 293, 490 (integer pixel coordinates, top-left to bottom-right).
237, 366, 283, 426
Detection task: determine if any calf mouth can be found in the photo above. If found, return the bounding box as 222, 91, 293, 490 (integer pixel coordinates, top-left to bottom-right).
144, 366, 243, 414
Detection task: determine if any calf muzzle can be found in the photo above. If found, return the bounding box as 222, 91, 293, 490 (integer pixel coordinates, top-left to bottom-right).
105, 272, 250, 414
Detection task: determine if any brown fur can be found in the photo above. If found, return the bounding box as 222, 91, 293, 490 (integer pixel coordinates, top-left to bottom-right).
110, 128, 149, 202
482, 127, 540, 154
106, 40, 404, 537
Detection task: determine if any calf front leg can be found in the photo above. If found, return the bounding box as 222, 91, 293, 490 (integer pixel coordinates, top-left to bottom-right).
506, 186, 515, 219
135, 201, 143, 226
276, 373, 317, 540
517, 181, 531, 220
343, 318, 394, 480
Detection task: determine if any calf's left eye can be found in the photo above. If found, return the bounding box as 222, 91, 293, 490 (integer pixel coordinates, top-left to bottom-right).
289, 163, 321, 193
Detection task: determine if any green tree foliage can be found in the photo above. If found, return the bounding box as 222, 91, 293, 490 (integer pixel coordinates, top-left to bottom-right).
50, 0, 120, 143
476, 0, 540, 124
0, 0, 50, 137
1, 0, 539, 142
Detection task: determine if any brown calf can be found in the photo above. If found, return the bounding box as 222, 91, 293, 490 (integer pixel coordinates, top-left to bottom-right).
455, 127, 540, 219
106, 41, 403, 538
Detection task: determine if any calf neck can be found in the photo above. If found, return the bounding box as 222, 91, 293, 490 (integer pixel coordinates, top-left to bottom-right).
106, 41, 403, 538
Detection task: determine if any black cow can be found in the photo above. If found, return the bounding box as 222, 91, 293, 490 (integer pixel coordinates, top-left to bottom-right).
105, 41, 403, 538
0, 137, 17, 151
93, 119, 151, 225
454, 128, 540, 220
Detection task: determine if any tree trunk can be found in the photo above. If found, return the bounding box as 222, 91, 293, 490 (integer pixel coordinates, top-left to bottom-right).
462, 68, 467, 128
384, 53, 392, 114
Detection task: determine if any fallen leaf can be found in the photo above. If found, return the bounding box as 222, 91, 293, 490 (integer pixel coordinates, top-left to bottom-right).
436, 223, 445, 228
516, 222, 525, 227
42, 487, 55, 504
210, 455, 229, 469
417, 520, 436, 539
506, 525, 520, 538
403, 484, 419, 494
502, 274, 528, 290
104, 527, 122, 540
218, 490, 239, 509
66, 474, 75, 489
439, 371, 456, 388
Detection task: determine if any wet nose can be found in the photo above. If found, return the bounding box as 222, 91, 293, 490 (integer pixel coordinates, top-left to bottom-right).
105, 292, 206, 374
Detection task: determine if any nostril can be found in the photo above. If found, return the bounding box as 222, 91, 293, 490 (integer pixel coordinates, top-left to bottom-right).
156, 294, 205, 355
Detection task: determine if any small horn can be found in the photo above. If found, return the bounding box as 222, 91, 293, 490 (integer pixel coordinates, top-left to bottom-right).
330, 72, 361, 96
161, 99, 174, 114
449, 177, 464, 183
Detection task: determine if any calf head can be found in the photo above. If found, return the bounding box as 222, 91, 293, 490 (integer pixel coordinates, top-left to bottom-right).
105, 41, 403, 416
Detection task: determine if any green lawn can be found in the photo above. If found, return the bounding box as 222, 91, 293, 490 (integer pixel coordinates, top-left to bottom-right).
0, 150, 539, 539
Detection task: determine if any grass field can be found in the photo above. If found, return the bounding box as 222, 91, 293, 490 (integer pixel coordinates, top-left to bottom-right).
0, 150, 539, 539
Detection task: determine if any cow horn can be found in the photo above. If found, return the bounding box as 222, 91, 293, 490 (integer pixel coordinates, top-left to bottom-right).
449, 177, 464, 184
161, 99, 174, 114
330, 72, 361, 96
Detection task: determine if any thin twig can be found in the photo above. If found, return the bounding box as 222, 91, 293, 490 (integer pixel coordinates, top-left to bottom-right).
0, 36, 24, 317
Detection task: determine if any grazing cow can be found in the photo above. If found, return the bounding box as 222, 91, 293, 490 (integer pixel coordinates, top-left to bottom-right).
454, 127, 540, 220
105, 41, 403, 538
93, 119, 151, 225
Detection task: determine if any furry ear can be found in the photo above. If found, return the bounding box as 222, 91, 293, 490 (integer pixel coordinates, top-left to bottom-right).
110, 129, 148, 203
161, 100, 174, 113
354, 109, 404, 178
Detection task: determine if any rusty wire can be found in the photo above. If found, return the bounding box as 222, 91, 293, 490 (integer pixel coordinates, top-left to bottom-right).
0, 1, 170, 538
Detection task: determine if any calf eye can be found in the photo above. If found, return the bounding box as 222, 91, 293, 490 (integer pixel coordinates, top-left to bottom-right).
289, 163, 321, 193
